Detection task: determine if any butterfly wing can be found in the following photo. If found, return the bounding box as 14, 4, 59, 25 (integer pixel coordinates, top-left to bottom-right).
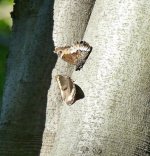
54, 41, 92, 70
56, 75, 76, 105
61, 51, 81, 65
75, 47, 92, 70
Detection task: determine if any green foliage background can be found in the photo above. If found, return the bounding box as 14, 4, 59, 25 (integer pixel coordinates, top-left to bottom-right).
0, 0, 13, 102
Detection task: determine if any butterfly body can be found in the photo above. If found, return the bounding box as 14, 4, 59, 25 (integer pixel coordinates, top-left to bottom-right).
54, 41, 92, 70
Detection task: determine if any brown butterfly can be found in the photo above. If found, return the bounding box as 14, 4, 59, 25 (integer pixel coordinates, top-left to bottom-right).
55, 75, 76, 105
54, 41, 92, 71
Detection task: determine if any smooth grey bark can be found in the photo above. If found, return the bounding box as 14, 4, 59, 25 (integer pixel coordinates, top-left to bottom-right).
0, 0, 56, 155
41, 0, 150, 156
40, 0, 96, 155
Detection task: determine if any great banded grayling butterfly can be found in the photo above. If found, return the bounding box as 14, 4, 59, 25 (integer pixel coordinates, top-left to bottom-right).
54, 41, 92, 71
55, 75, 76, 105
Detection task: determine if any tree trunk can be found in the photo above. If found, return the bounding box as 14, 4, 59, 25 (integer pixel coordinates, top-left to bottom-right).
1, 0, 150, 156
41, 0, 150, 156
40, 0, 96, 155
0, 0, 56, 155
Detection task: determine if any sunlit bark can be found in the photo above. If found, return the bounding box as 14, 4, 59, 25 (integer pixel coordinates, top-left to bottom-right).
42, 0, 150, 156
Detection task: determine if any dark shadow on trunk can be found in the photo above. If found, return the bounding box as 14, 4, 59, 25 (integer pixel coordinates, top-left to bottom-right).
75, 84, 85, 102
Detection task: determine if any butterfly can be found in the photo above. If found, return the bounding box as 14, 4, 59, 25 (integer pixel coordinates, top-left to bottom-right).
55, 75, 76, 105
54, 41, 92, 71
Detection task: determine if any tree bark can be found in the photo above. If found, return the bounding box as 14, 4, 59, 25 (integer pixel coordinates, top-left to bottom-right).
1, 0, 150, 156
41, 0, 150, 156
0, 0, 56, 155
40, 0, 95, 155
